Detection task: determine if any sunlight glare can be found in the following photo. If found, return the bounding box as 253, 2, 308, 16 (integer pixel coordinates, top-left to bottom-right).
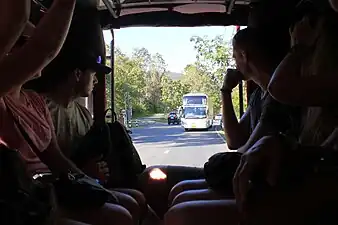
149, 168, 167, 180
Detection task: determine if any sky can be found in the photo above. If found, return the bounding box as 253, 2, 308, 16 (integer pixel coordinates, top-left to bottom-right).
103, 26, 237, 73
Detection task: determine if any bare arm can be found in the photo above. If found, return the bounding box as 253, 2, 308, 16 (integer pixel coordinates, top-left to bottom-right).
0, 0, 30, 59
268, 51, 338, 107
0, 0, 76, 97
237, 122, 270, 153
222, 91, 251, 150
38, 131, 83, 176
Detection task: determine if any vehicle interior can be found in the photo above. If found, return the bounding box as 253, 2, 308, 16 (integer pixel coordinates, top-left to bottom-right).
25, 0, 327, 222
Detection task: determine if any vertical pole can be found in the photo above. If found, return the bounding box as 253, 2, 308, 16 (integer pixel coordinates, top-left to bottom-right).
110, 29, 115, 112
236, 26, 244, 118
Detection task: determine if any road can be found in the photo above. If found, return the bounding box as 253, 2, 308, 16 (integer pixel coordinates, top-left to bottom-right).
130, 123, 229, 167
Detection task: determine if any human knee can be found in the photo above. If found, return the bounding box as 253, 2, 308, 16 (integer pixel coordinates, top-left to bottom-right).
118, 189, 146, 208
171, 191, 194, 206
114, 191, 140, 222
57, 218, 91, 225
102, 203, 133, 225
171, 189, 225, 206
165, 200, 238, 225
164, 202, 193, 225
169, 179, 207, 204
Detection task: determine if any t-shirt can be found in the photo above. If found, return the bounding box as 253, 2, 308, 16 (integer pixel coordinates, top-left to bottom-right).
247, 88, 266, 133
0, 90, 51, 174
248, 88, 301, 138
46, 98, 93, 157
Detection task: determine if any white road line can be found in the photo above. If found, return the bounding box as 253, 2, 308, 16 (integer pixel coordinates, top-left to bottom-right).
215, 126, 226, 143
164, 150, 170, 154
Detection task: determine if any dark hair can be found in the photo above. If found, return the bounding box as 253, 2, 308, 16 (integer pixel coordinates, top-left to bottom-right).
233, 28, 288, 73
24, 51, 84, 93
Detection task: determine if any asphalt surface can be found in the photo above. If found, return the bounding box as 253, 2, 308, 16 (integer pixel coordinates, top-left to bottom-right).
130, 123, 229, 167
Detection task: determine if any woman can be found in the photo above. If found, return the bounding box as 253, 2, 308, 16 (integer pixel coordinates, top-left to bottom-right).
0, 0, 133, 224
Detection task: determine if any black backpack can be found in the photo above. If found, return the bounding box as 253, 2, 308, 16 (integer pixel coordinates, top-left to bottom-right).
0, 146, 53, 225
71, 109, 146, 189
104, 109, 146, 189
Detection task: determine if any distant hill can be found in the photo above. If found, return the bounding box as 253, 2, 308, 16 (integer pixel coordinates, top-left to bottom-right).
168, 71, 182, 80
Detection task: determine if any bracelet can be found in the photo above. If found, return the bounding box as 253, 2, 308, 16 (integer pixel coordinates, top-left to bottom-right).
220, 87, 232, 94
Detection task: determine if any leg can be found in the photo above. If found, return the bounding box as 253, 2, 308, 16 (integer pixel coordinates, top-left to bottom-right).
59, 203, 133, 225
164, 200, 238, 225
113, 188, 147, 215
113, 188, 161, 225
172, 188, 230, 206
56, 219, 91, 225
168, 179, 208, 206
111, 190, 141, 225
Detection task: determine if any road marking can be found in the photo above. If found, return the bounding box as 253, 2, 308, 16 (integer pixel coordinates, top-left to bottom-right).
215, 126, 226, 143
164, 150, 170, 154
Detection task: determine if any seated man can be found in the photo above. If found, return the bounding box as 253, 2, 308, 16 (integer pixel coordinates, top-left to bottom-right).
29, 50, 149, 225
234, 3, 338, 224
168, 27, 301, 206
23, 14, 158, 224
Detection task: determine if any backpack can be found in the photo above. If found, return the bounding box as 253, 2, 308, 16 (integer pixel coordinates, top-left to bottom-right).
0, 145, 53, 225
104, 109, 146, 189
71, 109, 146, 189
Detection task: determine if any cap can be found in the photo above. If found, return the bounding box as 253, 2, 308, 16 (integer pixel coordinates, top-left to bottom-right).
45, 48, 112, 76
75, 53, 112, 74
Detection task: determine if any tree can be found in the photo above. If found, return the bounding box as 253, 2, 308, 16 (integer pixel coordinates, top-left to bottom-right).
190, 35, 247, 118
106, 46, 171, 117
113, 48, 147, 115
161, 75, 189, 111
132, 48, 168, 113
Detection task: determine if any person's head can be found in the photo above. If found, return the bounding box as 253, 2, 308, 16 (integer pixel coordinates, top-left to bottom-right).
232, 28, 284, 81
40, 50, 111, 98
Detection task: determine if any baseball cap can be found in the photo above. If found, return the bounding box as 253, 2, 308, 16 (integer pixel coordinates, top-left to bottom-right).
74, 52, 112, 74
43, 47, 112, 76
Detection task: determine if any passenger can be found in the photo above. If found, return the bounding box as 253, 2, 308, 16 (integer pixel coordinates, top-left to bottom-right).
28, 45, 151, 225
168, 27, 300, 206
234, 2, 338, 224
0, 0, 132, 225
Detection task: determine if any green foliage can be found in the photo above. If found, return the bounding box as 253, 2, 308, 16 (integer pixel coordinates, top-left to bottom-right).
161, 75, 189, 111
106, 33, 247, 119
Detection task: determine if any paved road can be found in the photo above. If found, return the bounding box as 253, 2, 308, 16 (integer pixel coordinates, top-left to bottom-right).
130, 123, 229, 167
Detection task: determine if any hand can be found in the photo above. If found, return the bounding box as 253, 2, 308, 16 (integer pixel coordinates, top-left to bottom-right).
233, 136, 284, 213
97, 161, 110, 180
82, 158, 110, 182
290, 16, 324, 48
222, 69, 244, 91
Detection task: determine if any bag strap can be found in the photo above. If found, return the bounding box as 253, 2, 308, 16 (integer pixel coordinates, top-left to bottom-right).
104, 108, 117, 123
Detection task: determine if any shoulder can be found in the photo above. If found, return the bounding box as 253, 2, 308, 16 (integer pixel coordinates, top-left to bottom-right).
22, 89, 47, 109
74, 101, 93, 120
